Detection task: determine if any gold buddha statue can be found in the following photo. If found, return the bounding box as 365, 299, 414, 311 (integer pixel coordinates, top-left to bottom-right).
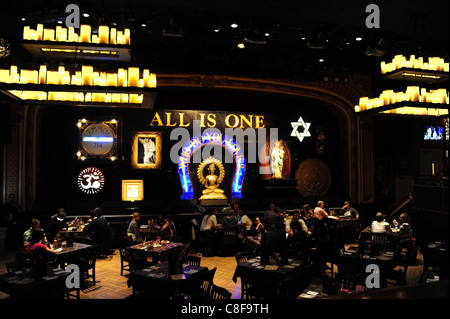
198, 158, 227, 200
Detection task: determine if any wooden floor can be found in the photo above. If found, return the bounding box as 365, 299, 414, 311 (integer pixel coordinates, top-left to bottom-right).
0, 244, 426, 300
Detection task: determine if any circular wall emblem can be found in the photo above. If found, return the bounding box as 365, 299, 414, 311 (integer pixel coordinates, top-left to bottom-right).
81, 123, 116, 156
295, 158, 331, 197
77, 167, 105, 194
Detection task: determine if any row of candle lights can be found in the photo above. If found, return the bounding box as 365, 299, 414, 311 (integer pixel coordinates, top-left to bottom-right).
355, 87, 449, 116
23, 24, 131, 45
0, 65, 156, 103
380, 55, 449, 74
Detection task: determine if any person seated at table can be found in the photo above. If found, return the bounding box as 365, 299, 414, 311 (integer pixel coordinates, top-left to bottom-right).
286, 210, 309, 235
222, 209, 237, 228
155, 212, 177, 241
286, 219, 309, 260
249, 217, 265, 236
199, 208, 219, 256
237, 209, 253, 236
371, 212, 393, 234
46, 209, 72, 243
264, 203, 280, 228
83, 207, 112, 250
338, 201, 359, 219
24, 229, 55, 277
260, 215, 288, 263
394, 213, 413, 247
23, 218, 47, 246
127, 212, 141, 242
301, 204, 315, 232
314, 201, 329, 220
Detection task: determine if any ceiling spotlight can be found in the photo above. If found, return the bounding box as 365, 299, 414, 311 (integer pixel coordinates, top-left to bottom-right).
264, 33, 270, 37
237, 41, 245, 49
214, 27, 220, 33
57, 20, 63, 24
141, 24, 147, 27
82, 13, 90, 18
319, 58, 324, 62
301, 37, 306, 40
231, 23, 238, 29
21, 17, 26, 21
355, 37, 362, 41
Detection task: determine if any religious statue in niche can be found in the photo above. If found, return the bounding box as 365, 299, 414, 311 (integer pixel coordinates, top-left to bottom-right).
197, 157, 227, 200
271, 141, 285, 178
259, 139, 291, 180
316, 125, 326, 155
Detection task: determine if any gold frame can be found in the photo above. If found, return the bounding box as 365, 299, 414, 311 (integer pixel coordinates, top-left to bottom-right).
122, 180, 144, 201
131, 131, 162, 169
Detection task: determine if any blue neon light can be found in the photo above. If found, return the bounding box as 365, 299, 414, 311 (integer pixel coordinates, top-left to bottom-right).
83, 137, 114, 142
178, 132, 246, 200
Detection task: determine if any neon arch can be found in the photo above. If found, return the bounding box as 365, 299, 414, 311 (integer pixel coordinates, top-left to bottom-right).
178, 132, 246, 200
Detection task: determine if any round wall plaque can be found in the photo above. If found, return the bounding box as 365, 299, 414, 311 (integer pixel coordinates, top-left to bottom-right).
77, 166, 105, 194
295, 158, 331, 197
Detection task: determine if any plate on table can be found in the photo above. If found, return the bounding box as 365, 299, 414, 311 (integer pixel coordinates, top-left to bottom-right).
161, 240, 170, 244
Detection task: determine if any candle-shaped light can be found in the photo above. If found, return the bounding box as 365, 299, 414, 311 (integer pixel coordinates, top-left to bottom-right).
432, 163, 435, 176
0, 69, 10, 83
43, 29, 55, 41
143, 69, 150, 87
55, 25, 62, 41
98, 26, 109, 44
110, 28, 117, 44
82, 65, 93, 86
124, 28, 131, 45
36, 24, 43, 40
10, 66, 19, 83
80, 25, 91, 43
128, 67, 139, 87
150, 73, 157, 88
116, 31, 123, 44
107, 73, 117, 86
23, 26, 30, 40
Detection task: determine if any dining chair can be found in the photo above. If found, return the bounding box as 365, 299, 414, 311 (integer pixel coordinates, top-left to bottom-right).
118, 236, 133, 276
235, 251, 248, 265
190, 267, 217, 299
209, 284, 232, 299
182, 254, 201, 266
74, 247, 97, 288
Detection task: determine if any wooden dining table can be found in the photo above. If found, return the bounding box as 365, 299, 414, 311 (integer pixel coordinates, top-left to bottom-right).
127, 260, 209, 298
52, 242, 94, 269
128, 241, 185, 260
0, 265, 71, 299
232, 255, 312, 298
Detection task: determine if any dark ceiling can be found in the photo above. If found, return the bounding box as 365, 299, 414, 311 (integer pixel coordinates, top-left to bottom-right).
1, 0, 449, 83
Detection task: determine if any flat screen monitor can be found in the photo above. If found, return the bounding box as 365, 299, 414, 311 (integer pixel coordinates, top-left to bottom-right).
424, 126, 444, 140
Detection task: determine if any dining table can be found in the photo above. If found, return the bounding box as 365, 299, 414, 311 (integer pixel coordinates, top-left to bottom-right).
0, 265, 71, 299
127, 260, 209, 298
232, 255, 312, 298
128, 240, 185, 261
52, 242, 95, 269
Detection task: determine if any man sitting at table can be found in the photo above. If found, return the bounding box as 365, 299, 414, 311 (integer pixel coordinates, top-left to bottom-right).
338, 201, 359, 219
155, 212, 177, 241
371, 212, 393, 234
83, 207, 113, 255
260, 215, 288, 263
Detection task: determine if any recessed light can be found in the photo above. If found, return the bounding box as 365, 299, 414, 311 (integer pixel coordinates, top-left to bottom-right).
21, 17, 26, 21
264, 33, 270, 37
319, 58, 324, 62
301, 37, 306, 40
141, 24, 147, 27
82, 13, 90, 18
214, 27, 220, 33
355, 37, 362, 41
57, 20, 63, 24
231, 23, 238, 29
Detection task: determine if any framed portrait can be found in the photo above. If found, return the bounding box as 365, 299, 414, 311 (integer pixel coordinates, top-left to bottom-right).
122, 180, 144, 201
131, 131, 162, 169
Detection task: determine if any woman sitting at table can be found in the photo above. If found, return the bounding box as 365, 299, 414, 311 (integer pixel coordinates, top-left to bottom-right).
155, 212, 177, 241
25, 230, 55, 277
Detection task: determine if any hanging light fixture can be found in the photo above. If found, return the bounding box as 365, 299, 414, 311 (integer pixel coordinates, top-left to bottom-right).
0, 64, 157, 108
22, 24, 131, 61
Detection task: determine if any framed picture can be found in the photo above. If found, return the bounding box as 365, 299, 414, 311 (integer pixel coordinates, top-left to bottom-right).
131, 131, 162, 169
122, 180, 144, 201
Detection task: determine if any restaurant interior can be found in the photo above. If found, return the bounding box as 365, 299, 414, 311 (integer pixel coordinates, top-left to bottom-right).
0, 0, 448, 307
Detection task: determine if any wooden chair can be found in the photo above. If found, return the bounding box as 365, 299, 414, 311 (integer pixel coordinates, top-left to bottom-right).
209, 284, 231, 299
73, 247, 97, 288
235, 251, 248, 265
182, 254, 201, 266
118, 236, 133, 276
190, 267, 217, 299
